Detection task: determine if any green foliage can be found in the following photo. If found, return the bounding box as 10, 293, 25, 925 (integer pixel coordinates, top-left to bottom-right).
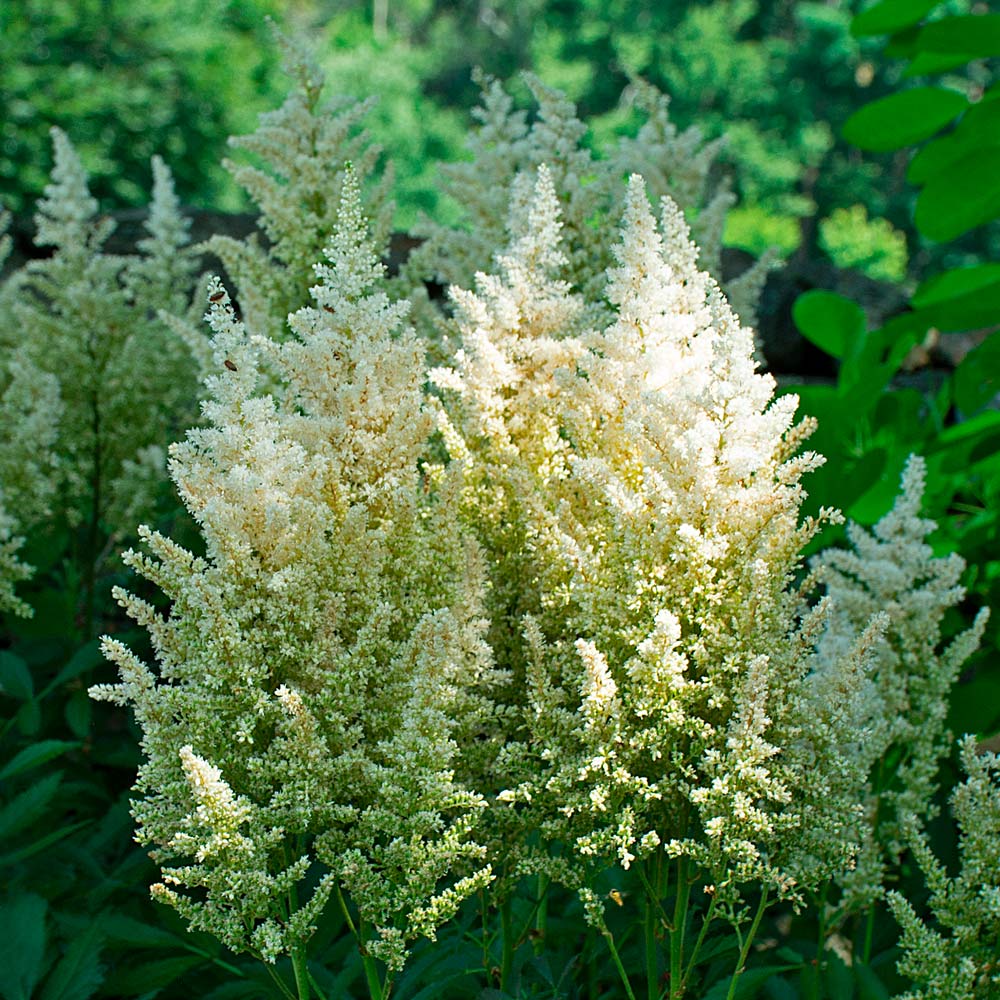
0, 0, 284, 213
818, 204, 908, 282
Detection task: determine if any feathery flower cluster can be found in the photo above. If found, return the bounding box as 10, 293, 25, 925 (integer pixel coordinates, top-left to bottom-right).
92, 173, 497, 976
1, 129, 201, 566
203, 32, 393, 348
888, 738, 1000, 1000
432, 167, 882, 911
406, 73, 774, 339
811, 458, 989, 910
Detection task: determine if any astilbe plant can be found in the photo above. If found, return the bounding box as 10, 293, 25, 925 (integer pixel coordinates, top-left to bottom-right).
91, 172, 498, 1000
888, 737, 1000, 1000
201, 31, 394, 351
1, 129, 201, 627
405, 73, 775, 343
431, 166, 893, 997
811, 459, 988, 924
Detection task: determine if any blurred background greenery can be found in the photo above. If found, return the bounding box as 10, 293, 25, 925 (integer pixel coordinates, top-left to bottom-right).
1, 0, 991, 280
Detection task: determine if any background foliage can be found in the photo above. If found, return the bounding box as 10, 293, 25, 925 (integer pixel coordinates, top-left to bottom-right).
1, 1, 999, 998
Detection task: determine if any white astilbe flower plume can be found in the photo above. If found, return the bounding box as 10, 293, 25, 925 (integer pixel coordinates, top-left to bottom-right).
204, 28, 393, 347
888, 737, 1000, 1000
812, 457, 989, 910
405, 72, 774, 348
434, 167, 880, 911
92, 171, 496, 978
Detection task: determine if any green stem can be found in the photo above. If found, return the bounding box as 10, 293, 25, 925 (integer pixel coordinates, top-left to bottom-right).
534, 873, 549, 956
810, 885, 829, 1000
669, 857, 691, 999
290, 946, 310, 1000
862, 900, 876, 965
645, 892, 659, 1000
602, 926, 639, 1000
264, 963, 297, 1000
681, 891, 718, 993
500, 896, 514, 993
725, 888, 770, 1000
335, 886, 384, 1000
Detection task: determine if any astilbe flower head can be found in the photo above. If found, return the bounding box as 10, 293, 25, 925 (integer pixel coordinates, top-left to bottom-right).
3, 129, 200, 544
203, 28, 394, 349
405, 72, 774, 345
811, 458, 989, 911
433, 167, 883, 911
91, 170, 496, 975
888, 737, 1000, 1000
0, 211, 62, 615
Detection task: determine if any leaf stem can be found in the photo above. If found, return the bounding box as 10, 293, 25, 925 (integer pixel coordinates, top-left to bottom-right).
725, 888, 770, 1000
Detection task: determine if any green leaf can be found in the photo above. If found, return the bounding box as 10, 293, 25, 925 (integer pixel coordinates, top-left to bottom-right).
702, 965, 800, 1000
0, 819, 92, 867
904, 50, 978, 76
913, 264, 1000, 307
843, 87, 967, 152
852, 0, 941, 37
40, 641, 106, 700
793, 291, 865, 360
0, 651, 33, 701
908, 100, 1000, 184
915, 149, 1000, 240
854, 960, 892, 999
949, 675, 1000, 737
0, 894, 47, 1000
101, 956, 204, 996
101, 914, 185, 950
954, 332, 1000, 414
916, 14, 1000, 57
39, 919, 105, 1000
0, 771, 62, 840
64, 690, 92, 738
0, 740, 79, 781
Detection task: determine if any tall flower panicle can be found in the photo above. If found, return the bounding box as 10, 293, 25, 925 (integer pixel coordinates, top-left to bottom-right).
204, 29, 393, 347
812, 457, 989, 909
888, 737, 1000, 1000
92, 172, 496, 979
0, 136, 199, 614
405, 73, 774, 344
433, 168, 879, 911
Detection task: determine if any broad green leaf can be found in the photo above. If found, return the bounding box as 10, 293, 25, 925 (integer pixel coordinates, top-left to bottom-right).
843, 87, 967, 151
39, 919, 105, 1000
954, 332, 1000, 414
0, 771, 62, 839
702, 965, 800, 1000
0, 651, 33, 701
905, 50, 978, 76
854, 961, 892, 1000
908, 100, 1000, 183
0, 894, 47, 1000
40, 641, 106, 700
949, 676, 1000, 738
915, 149, 1000, 240
0, 740, 78, 781
0, 819, 92, 867
101, 956, 203, 995
852, 0, 941, 37
793, 291, 865, 360
64, 690, 92, 738
913, 264, 1000, 307
916, 14, 1000, 57
101, 914, 184, 950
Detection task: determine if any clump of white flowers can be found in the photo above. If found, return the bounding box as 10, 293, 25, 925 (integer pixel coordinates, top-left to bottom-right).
405, 73, 774, 339
888, 737, 1000, 1000
432, 167, 884, 942
91, 172, 497, 989
0, 136, 200, 620
203, 31, 394, 348
812, 459, 988, 912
